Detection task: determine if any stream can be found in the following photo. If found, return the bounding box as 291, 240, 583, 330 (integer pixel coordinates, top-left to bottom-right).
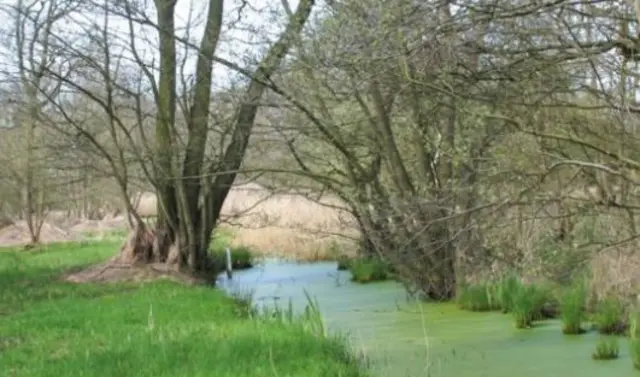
216, 258, 636, 377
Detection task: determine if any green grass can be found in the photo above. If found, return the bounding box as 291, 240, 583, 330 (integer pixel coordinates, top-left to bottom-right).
348, 258, 391, 283
560, 282, 587, 335
594, 298, 626, 335
592, 336, 620, 360
0, 241, 369, 377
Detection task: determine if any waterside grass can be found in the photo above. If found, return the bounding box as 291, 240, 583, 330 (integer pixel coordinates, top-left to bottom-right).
348, 258, 393, 283
629, 311, 640, 370
456, 275, 552, 329
0, 241, 370, 377
592, 336, 620, 360
594, 298, 626, 335
510, 283, 550, 329
560, 282, 587, 335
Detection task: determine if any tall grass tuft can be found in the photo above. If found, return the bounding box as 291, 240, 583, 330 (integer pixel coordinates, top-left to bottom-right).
560, 282, 587, 335
511, 283, 549, 329
592, 336, 619, 360
457, 284, 500, 312
495, 273, 521, 313
349, 258, 391, 283
629, 311, 640, 370
594, 298, 626, 335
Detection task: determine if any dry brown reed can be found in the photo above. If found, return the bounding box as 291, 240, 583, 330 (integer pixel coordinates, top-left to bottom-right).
220, 183, 358, 260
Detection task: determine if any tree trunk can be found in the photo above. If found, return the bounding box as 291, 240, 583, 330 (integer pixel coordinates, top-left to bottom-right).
115, 0, 315, 278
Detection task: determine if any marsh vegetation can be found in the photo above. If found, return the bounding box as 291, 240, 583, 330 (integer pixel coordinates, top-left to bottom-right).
3, 0, 640, 375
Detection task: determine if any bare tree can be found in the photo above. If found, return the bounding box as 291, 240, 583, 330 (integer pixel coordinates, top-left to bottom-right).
252, 0, 640, 300
0, 0, 77, 243
4, 0, 315, 275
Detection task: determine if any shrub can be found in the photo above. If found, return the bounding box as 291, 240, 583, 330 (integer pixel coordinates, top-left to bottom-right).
560, 282, 587, 335
349, 258, 390, 283
592, 336, 619, 360
511, 283, 550, 329
594, 298, 626, 335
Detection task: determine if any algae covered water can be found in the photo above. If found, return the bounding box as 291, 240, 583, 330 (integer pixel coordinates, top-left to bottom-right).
216, 259, 635, 377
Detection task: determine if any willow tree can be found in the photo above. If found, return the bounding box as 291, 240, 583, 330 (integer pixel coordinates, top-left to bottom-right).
115, 0, 316, 274
6, 0, 315, 277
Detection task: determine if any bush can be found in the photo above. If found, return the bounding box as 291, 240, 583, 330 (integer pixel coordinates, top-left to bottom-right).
511, 283, 550, 329
560, 282, 587, 335
349, 258, 391, 283
594, 298, 626, 335
592, 336, 619, 360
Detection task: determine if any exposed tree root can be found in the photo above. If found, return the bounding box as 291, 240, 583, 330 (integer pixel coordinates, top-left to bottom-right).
63, 261, 206, 285
64, 225, 219, 285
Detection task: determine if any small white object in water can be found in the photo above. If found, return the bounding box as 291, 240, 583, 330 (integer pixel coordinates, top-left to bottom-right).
225, 247, 233, 280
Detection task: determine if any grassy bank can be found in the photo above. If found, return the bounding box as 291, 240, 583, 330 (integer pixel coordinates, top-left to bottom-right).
0, 242, 368, 377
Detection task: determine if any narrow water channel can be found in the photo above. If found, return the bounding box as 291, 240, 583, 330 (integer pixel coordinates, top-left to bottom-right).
216, 259, 636, 377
